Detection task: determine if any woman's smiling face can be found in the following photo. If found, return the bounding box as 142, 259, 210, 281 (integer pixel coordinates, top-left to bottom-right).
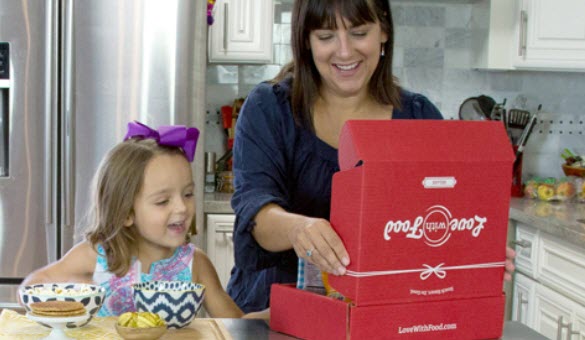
309, 14, 388, 99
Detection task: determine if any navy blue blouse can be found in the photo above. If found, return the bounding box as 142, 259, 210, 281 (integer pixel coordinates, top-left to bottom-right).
227, 77, 444, 312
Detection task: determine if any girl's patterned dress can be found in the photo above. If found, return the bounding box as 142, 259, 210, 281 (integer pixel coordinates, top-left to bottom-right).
93, 243, 195, 316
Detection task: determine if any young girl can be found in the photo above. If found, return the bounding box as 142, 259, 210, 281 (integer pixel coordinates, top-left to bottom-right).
21, 121, 263, 319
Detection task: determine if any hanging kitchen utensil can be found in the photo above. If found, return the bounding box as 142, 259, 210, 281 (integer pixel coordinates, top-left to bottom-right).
507, 108, 532, 144
490, 98, 507, 121
515, 105, 541, 155
507, 108, 531, 129
511, 105, 541, 188
458, 95, 496, 121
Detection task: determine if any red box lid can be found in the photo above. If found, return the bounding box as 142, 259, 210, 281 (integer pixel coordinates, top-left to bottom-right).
338, 120, 514, 170
330, 120, 514, 306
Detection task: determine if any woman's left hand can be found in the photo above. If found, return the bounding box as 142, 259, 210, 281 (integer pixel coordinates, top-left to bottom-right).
504, 246, 516, 281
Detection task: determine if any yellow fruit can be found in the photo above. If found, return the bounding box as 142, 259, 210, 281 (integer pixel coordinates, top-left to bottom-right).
117, 312, 134, 327
136, 316, 153, 328
556, 182, 575, 198
117, 312, 165, 328
537, 184, 555, 201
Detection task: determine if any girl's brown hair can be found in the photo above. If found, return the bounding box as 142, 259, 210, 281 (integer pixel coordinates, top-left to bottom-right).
84, 138, 189, 276
273, 0, 400, 131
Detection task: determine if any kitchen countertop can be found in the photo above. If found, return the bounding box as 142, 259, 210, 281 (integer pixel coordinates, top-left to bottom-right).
222, 319, 548, 339
204, 194, 585, 248
509, 197, 585, 248
204, 192, 234, 213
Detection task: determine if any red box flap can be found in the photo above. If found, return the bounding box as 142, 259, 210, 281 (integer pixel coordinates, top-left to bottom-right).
338, 120, 514, 171
271, 284, 348, 340
330, 119, 514, 306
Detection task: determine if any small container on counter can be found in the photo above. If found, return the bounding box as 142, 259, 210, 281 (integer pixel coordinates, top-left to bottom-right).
205, 152, 216, 193
523, 176, 577, 202
216, 171, 234, 193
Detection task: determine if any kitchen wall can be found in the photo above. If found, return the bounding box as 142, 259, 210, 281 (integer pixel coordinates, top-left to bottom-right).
205, 0, 585, 179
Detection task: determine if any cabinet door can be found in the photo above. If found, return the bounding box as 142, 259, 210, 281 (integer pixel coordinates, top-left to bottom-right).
533, 284, 574, 340
573, 303, 585, 340
206, 214, 235, 290
208, 0, 273, 63
514, 222, 539, 279
512, 273, 536, 327
514, 0, 585, 70
538, 232, 585, 307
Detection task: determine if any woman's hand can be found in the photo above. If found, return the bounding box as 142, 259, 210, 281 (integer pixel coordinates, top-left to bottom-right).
288, 217, 350, 275
504, 246, 516, 281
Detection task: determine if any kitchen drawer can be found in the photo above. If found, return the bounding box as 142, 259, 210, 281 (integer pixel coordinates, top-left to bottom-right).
205, 214, 235, 290
512, 272, 536, 327
538, 232, 585, 307
533, 283, 577, 340
514, 222, 539, 279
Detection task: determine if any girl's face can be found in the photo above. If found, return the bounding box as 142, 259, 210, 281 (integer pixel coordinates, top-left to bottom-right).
127, 153, 195, 256
309, 15, 387, 99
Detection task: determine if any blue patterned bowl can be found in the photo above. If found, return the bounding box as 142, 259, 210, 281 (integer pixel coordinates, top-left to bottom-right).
19, 283, 105, 328
132, 281, 205, 329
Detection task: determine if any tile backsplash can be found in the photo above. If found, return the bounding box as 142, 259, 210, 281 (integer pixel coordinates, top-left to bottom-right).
205, 0, 585, 179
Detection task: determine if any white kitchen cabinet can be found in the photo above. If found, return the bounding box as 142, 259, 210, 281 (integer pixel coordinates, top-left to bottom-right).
538, 231, 585, 307
514, 224, 538, 279
533, 284, 574, 340
512, 220, 585, 339
513, 0, 585, 70
471, 0, 518, 70
473, 0, 585, 71
512, 272, 535, 326
208, 0, 273, 63
574, 304, 585, 339
205, 214, 235, 290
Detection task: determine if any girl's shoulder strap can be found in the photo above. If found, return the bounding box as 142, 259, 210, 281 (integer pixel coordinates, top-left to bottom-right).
96, 244, 106, 256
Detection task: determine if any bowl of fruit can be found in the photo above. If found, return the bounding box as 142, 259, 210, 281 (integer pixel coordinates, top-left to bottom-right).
115, 312, 167, 340
561, 148, 585, 177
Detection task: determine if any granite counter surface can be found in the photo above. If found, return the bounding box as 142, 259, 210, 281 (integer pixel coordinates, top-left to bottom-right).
204, 195, 585, 249
204, 192, 234, 214
509, 197, 585, 249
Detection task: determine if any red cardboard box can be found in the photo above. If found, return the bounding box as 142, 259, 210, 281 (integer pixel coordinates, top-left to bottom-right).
329, 120, 514, 306
270, 284, 505, 340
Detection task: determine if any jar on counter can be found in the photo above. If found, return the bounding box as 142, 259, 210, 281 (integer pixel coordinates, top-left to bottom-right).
205, 152, 216, 193
216, 171, 234, 193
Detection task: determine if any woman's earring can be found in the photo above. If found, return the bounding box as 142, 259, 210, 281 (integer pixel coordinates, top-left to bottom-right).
381, 44, 385, 57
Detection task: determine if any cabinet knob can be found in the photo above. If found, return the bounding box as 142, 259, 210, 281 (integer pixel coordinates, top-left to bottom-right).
223, 3, 229, 51
557, 316, 570, 340
512, 239, 532, 249
566, 323, 579, 340
215, 228, 234, 243
519, 10, 528, 57
515, 292, 528, 322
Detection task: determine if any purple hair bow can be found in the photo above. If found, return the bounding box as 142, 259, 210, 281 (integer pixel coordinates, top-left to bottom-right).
124, 121, 200, 162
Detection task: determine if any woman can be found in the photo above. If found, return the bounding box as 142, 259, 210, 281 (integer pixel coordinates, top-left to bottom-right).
227, 0, 515, 313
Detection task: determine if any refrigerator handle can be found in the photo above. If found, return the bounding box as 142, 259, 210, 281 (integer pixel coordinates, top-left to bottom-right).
45, 1, 59, 225
62, 0, 76, 237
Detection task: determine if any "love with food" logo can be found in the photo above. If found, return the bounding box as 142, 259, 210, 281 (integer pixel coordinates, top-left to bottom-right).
383, 205, 487, 247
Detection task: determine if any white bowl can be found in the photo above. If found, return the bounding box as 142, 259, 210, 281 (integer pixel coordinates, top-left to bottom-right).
19, 283, 105, 328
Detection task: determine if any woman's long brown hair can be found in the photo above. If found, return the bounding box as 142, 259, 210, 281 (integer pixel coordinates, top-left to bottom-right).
272, 0, 401, 131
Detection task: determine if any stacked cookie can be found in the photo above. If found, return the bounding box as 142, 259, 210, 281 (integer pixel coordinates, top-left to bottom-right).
29, 301, 86, 317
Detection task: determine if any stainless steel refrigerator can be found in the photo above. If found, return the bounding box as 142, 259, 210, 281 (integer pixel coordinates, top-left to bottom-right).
0, 0, 207, 308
